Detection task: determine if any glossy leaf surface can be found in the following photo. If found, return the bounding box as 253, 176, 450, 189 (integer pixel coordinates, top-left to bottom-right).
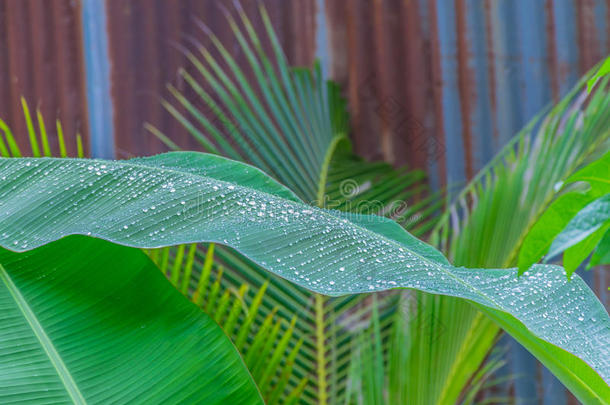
0, 236, 262, 404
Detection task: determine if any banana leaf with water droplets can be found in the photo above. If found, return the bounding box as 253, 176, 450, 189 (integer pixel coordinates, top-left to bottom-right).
0, 152, 608, 403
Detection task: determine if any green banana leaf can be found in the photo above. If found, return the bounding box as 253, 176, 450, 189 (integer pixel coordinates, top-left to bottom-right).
588, 56, 610, 93
545, 194, 610, 274
1, 152, 608, 403
519, 151, 610, 275
0, 235, 262, 404
590, 229, 610, 267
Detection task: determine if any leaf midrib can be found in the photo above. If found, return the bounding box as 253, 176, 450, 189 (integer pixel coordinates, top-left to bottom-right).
0, 263, 86, 405
315, 135, 346, 205
313, 137, 343, 405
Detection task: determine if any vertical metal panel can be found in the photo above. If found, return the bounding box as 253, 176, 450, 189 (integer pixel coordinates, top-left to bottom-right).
326, 0, 447, 187
325, 0, 609, 182
0, 0, 89, 156
462, 0, 494, 175
82, 0, 115, 158
592, 0, 610, 54
327, 1, 386, 163
488, 0, 525, 149
434, 0, 467, 185
515, 0, 552, 124
423, 0, 448, 188
552, 0, 581, 97
315, 0, 331, 78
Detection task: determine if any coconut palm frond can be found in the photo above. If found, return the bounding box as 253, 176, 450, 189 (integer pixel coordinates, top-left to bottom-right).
421, 68, 610, 404
153, 4, 438, 403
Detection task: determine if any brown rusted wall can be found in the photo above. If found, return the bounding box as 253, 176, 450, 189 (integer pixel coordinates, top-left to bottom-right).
0, 0, 88, 156
105, 0, 316, 158
326, 0, 610, 184
1, 0, 607, 174
326, 0, 441, 171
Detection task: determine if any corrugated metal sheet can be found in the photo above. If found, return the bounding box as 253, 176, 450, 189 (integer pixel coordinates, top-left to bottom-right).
82, 0, 116, 159
326, 0, 444, 174
0, 0, 89, 156
326, 0, 609, 188
104, 0, 317, 158
1, 0, 606, 180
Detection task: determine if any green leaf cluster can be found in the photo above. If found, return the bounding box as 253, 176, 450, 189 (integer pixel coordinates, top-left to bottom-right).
519, 152, 610, 276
